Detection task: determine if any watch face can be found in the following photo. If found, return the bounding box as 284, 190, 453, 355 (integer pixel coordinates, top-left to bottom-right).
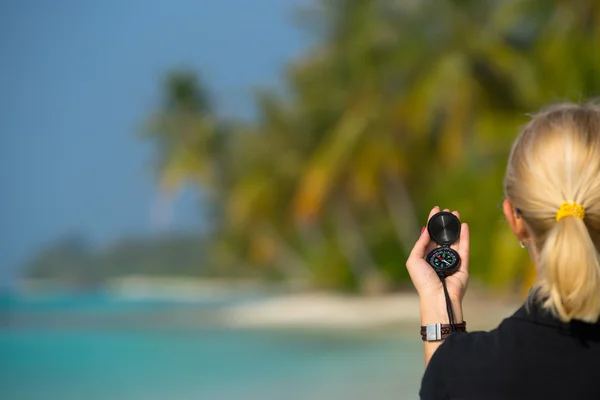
427, 247, 460, 275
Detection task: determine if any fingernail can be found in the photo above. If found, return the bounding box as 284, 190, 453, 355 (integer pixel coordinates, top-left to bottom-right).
421, 226, 426, 234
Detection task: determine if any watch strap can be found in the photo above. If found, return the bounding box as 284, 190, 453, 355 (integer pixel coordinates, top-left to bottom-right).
420, 321, 466, 341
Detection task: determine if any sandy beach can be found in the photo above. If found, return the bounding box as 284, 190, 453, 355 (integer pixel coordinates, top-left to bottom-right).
216, 289, 523, 332
16, 276, 525, 332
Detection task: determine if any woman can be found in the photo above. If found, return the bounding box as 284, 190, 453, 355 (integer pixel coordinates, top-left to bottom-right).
407, 102, 600, 399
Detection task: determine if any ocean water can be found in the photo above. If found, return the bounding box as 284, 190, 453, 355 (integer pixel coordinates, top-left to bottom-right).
0, 293, 424, 400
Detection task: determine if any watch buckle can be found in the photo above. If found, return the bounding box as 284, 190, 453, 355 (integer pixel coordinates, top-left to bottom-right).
426, 323, 442, 341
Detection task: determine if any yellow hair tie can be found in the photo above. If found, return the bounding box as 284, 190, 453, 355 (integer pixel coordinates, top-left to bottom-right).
556, 202, 585, 222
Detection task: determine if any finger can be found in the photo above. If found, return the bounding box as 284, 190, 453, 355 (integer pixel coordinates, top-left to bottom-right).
423, 206, 440, 238
408, 206, 439, 261
457, 222, 470, 274
408, 223, 431, 261
428, 206, 440, 221
450, 210, 461, 250
424, 206, 440, 252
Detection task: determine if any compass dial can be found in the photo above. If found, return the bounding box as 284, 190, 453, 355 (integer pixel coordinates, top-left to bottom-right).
426, 247, 460, 276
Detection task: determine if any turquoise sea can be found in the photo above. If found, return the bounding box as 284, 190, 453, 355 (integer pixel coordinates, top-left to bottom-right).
0, 292, 424, 400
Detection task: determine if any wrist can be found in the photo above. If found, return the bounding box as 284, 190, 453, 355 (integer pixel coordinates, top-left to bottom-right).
421, 320, 467, 341
420, 297, 463, 325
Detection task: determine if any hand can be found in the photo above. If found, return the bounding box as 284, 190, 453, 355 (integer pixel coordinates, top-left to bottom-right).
406, 206, 470, 324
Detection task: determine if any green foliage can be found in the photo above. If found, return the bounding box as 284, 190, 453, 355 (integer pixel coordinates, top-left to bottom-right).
143, 0, 600, 293
23, 234, 223, 285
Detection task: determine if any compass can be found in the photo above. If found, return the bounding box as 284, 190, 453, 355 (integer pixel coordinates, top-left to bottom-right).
426, 211, 461, 276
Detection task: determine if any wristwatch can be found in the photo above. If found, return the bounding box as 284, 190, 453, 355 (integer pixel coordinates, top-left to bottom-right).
420, 321, 467, 341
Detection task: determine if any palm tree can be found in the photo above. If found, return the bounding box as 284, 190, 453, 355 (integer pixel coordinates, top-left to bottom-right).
143, 71, 234, 229
223, 91, 313, 281
142, 0, 600, 292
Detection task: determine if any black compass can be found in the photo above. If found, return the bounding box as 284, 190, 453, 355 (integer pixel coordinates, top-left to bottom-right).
426, 211, 461, 276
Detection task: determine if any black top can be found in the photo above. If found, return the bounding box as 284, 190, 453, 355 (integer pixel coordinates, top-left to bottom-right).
420, 294, 600, 399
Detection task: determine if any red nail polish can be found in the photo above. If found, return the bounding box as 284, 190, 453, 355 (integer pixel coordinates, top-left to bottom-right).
421, 226, 426, 234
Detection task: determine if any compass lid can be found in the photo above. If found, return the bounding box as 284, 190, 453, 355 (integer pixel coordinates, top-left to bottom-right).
427, 211, 461, 246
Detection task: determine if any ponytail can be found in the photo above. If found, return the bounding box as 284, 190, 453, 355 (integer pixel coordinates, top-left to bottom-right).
538, 216, 600, 323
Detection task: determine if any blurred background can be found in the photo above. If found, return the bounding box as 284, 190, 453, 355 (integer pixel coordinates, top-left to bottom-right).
1, 0, 598, 399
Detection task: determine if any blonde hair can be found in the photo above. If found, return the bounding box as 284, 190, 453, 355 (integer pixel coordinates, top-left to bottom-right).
504, 101, 600, 323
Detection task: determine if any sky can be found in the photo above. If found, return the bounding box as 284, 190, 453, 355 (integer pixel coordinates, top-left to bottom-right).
0, 0, 309, 286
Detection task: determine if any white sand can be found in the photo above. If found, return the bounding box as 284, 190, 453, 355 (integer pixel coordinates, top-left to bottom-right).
218, 292, 421, 329
217, 291, 521, 330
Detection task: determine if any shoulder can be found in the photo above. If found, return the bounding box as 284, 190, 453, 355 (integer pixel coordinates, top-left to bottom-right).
426, 328, 499, 364
442, 329, 498, 355
419, 328, 507, 400
429, 329, 497, 370
419, 332, 484, 399
438, 313, 527, 358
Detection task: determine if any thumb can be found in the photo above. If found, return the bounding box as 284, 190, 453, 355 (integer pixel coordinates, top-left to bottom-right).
408, 227, 430, 262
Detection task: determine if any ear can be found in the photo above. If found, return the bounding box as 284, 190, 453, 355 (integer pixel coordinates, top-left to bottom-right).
503, 198, 529, 243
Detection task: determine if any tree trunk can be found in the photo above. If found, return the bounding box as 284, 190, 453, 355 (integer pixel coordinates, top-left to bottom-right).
383, 175, 420, 258
332, 198, 387, 295
259, 222, 313, 285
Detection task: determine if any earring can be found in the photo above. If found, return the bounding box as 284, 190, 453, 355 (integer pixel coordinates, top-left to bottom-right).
519, 241, 526, 249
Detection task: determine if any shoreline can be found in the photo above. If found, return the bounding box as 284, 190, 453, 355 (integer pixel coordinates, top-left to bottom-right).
10, 277, 524, 332
215, 291, 522, 332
